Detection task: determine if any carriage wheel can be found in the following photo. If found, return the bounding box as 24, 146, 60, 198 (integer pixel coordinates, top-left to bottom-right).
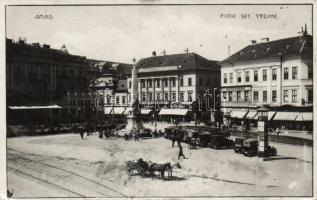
126, 169, 133, 176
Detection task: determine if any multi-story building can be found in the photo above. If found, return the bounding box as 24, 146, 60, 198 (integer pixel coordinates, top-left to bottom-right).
88, 59, 132, 117
6, 38, 90, 125
218, 32, 313, 130
128, 52, 220, 122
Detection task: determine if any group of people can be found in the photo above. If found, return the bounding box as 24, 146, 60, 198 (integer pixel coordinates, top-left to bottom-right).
75, 123, 118, 140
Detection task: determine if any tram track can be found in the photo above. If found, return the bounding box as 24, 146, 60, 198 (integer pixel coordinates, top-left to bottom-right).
7, 149, 127, 198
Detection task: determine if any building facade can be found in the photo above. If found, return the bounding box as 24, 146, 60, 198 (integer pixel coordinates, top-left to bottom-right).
6, 38, 90, 125
88, 59, 132, 117
128, 52, 221, 122
219, 33, 313, 130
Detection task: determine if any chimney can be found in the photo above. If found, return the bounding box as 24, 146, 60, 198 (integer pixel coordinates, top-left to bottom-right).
261, 38, 269, 42
251, 40, 257, 44
42, 44, 50, 48
32, 43, 40, 48
18, 37, 26, 44
152, 51, 156, 57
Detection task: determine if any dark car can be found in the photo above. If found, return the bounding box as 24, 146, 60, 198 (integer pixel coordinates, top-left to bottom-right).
242, 139, 258, 157
209, 135, 233, 149
139, 129, 152, 138
194, 131, 212, 147
233, 137, 246, 153
60, 125, 73, 133
265, 145, 277, 156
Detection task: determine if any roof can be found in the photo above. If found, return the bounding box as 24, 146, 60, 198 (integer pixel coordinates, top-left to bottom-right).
136, 53, 220, 71
87, 59, 133, 75
6, 39, 87, 64
219, 35, 313, 65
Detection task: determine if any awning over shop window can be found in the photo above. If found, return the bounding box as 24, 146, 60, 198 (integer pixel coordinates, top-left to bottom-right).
104, 107, 113, 114
230, 110, 248, 119
113, 107, 126, 115
124, 107, 133, 115
141, 109, 152, 115
295, 112, 313, 121
9, 105, 62, 110
273, 112, 298, 121
245, 110, 257, 119
268, 111, 276, 121
159, 109, 188, 116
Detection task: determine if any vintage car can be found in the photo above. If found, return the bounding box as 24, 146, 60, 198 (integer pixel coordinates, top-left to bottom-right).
139, 128, 152, 138
193, 131, 212, 147
233, 137, 246, 153
242, 139, 259, 157
264, 145, 278, 157
209, 135, 234, 149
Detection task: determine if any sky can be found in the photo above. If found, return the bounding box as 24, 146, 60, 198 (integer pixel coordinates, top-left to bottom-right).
6, 5, 312, 64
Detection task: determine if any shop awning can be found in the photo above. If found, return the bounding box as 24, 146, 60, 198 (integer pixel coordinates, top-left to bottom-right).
245, 110, 257, 119
124, 107, 133, 115
268, 111, 276, 121
295, 112, 313, 121
141, 109, 152, 115
273, 112, 298, 121
104, 107, 113, 114
113, 107, 125, 115
159, 109, 188, 116
230, 110, 248, 119
9, 105, 62, 110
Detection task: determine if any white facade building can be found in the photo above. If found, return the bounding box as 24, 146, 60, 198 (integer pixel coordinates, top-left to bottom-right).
219, 33, 313, 130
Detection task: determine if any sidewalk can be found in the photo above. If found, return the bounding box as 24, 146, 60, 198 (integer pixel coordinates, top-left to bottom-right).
268, 130, 313, 141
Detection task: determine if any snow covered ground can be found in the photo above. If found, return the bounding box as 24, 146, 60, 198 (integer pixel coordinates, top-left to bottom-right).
7, 132, 312, 198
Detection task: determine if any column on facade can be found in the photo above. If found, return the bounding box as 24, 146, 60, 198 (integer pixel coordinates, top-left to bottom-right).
176, 75, 179, 102
138, 79, 141, 101
168, 77, 172, 103
146, 78, 149, 102
152, 78, 156, 103
161, 78, 165, 102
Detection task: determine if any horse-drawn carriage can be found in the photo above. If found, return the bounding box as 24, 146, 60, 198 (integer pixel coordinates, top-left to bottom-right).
125, 158, 181, 180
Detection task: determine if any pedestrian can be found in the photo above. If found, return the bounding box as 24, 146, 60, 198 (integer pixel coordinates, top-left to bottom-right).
178, 144, 186, 159
176, 131, 182, 147
80, 128, 84, 140
171, 130, 176, 147
276, 128, 280, 138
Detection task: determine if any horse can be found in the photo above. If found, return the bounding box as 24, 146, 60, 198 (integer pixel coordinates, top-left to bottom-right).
149, 162, 181, 180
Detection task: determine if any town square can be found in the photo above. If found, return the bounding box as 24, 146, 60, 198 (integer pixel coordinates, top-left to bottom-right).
4, 3, 314, 199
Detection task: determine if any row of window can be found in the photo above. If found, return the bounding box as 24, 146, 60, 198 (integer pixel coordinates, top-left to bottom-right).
105, 95, 127, 105
137, 77, 193, 89
68, 99, 91, 105
140, 91, 193, 102
223, 90, 298, 103
224, 67, 298, 84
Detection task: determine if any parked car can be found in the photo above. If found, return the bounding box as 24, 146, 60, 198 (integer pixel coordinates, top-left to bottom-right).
34, 125, 44, 135
194, 131, 212, 147
242, 139, 258, 157
60, 124, 73, 133
140, 129, 152, 138
209, 135, 234, 149
265, 145, 277, 156
233, 137, 246, 153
